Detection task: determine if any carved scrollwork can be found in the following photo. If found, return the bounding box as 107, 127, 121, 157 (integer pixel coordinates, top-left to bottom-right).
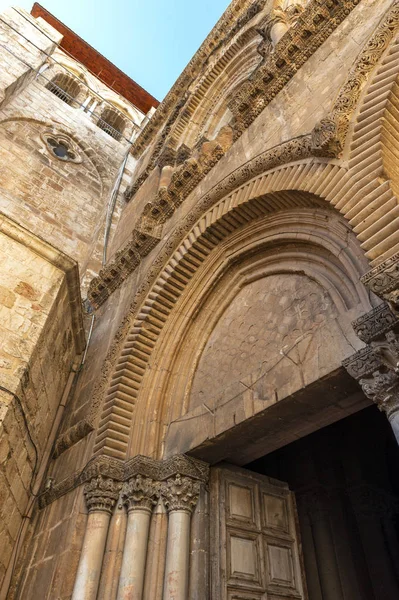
121, 475, 159, 512
361, 252, 399, 312
84, 475, 122, 514
160, 474, 201, 514
352, 304, 399, 345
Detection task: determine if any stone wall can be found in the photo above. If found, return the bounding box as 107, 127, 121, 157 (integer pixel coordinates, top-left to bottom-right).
0, 214, 82, 590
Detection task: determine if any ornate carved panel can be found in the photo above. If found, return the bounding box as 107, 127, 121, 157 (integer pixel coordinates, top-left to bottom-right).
211, 465, 305, 600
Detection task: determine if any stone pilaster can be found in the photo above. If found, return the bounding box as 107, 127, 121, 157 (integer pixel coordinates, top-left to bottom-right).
161, 474, 201, 600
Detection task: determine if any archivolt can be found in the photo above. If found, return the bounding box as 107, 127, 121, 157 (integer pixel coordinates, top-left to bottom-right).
92, 159, 380, 460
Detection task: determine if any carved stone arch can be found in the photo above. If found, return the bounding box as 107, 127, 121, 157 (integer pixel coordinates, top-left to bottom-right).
91, 159, 383, 462
174, 26, 263, 149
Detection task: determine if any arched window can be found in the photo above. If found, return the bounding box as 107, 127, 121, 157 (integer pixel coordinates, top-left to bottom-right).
46, 73, 81, 106
96, 108, 127, 141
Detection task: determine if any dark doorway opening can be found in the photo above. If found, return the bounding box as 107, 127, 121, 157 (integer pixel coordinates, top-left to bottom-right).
247, 406, 399, 600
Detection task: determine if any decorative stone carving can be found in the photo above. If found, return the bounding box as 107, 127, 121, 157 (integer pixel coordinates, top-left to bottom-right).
129, 0, 265, 160
156, 144, 177, 169
126, 0, 369, 204
309, 1, 399, 159
84, 475, 122, 514
352, 304, 399, 345
311, 117, 342, 158
344, 305, 399, 420
361, 252, 399, 312
39, 454, 209, 509
121, 475, 159, 512
161, 474, 201, 514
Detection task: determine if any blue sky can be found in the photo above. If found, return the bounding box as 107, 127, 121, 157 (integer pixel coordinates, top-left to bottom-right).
0, 1, 231, 100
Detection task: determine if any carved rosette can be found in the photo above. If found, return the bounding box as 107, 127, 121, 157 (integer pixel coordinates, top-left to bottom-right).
161, 474, 201, 514
84, 475, 122, 514
121, 475, 159, 513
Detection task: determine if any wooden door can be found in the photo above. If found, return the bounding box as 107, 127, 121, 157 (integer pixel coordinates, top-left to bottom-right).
210, 464, 307, 600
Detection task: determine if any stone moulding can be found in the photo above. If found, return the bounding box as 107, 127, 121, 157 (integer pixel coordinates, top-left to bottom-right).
87, 135, 313, 308
125, 0, 362, 201
39, 453, 209, 509
342, 346, 383, 380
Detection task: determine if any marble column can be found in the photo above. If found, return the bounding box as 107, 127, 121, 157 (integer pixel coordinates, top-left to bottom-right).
117, 475, 159, 600
98, 492, 127, 600
72, 475, 122, 600
161, 474, 201, 600
143, 499, 168, 600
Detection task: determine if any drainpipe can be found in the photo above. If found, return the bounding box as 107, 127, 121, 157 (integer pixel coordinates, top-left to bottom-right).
102, 138, 133, 266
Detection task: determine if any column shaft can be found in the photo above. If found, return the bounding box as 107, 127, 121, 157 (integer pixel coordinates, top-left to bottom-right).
72, 510, 111, 600
163, 510, 191, 600
143, 500, 168, 600
98, 499, 127, 600
117, 508, 151, 600
388, 410, 399, 445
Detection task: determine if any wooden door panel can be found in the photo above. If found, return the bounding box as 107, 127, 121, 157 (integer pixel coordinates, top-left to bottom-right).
262, 492, 290, 533
227, 481, 257, 526
227, 530, 263, 586
211, 464, 306, 600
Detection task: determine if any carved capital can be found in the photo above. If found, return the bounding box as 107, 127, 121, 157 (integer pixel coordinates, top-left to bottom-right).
84, 475, 122, 514
121, 475, 159, 512
161, 474, 201, 514
344, 310, 399, 419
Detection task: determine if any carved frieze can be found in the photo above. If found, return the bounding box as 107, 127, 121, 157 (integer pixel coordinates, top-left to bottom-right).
88, 4, 399, 311
39, 454, 209, 510
361, 252, 399, 311
352, 304, 399, 345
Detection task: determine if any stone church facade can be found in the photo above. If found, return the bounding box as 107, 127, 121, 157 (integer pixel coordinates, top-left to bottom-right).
1, 0, 399, 598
